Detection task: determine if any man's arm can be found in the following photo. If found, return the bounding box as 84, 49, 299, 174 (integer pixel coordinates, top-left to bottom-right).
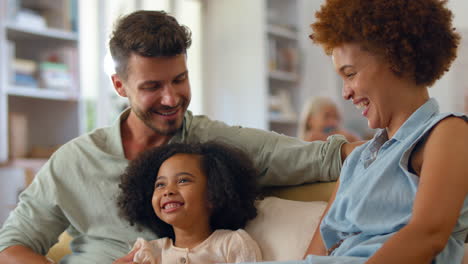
190, 116, 353, 186
0, 152, 69, 262
0, 245, 55, 264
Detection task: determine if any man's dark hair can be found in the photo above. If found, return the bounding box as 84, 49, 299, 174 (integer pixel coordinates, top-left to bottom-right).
117, 141, 259, 240
109, 10, 192, 80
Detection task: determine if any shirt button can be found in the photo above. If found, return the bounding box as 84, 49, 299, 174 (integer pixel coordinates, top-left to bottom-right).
180, 257, 187, 264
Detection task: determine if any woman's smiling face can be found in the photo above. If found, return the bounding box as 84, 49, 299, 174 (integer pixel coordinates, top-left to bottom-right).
332, 43, 409, 130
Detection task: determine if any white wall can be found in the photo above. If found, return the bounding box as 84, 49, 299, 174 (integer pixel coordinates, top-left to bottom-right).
202, 0, 337, 130
449, 1, 468, 28
297, 0, 372, 138
202, 0, 268, 129
429, 1, 468, 113
174, 0, 203, 115
201, 0, 467, 135
297, 0, 339, 104
304, 0, 468, 137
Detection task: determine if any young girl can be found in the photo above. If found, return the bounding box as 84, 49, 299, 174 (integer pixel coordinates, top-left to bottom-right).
116, 141, 262, 263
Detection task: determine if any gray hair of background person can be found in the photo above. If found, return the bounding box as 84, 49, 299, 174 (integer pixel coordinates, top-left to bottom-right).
298, 96, 337, 140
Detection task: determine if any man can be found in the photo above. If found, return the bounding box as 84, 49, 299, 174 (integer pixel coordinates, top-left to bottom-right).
0, 11, 358, 263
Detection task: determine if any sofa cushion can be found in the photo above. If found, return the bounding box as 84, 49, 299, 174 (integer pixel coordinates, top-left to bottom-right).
265, 182, 336, 202
245, 197, 327, 261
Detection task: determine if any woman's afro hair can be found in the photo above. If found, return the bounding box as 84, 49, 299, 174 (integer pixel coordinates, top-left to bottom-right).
310, 0, 460, 86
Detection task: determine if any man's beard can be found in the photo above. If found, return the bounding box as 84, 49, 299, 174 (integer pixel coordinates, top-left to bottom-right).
133, 106, 184, 136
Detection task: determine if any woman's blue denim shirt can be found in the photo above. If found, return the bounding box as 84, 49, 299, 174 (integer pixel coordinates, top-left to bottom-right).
320, 98, 468, 263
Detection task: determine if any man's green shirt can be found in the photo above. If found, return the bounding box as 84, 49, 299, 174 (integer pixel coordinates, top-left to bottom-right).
0, 110, 346, 263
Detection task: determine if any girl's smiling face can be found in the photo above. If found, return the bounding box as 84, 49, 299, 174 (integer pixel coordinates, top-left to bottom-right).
152, 153, 211, 232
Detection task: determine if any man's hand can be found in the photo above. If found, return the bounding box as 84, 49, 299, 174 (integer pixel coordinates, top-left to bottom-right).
112, 247, 139, 264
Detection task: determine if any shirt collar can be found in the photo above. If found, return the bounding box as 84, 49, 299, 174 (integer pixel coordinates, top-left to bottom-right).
391, 98, 439, 141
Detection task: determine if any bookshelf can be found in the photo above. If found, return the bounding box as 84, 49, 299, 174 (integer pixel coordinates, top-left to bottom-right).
203, 0, 339, 137
266, 0, 301, 136
0, 0, 82, 163
6, 22, 78, 41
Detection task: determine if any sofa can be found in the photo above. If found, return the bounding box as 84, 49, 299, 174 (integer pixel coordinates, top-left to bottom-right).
46, 182, 468, 263
46, 182, 335, 262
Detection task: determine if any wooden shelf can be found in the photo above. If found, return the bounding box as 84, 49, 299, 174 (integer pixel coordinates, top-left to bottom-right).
269, 70, 298, 82
6, 23, 78, 42
269, 114, 298, 124
7, 85, 79, 101
267, 24, 298, 40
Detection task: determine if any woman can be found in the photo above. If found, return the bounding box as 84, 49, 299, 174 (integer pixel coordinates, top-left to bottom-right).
304, 0, 468, 263
298, 96, 360, 142
242, 0, 468, 263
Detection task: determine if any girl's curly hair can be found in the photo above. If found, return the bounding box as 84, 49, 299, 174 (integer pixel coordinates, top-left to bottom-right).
117, 141, 259, 239
310, 0, 460, 87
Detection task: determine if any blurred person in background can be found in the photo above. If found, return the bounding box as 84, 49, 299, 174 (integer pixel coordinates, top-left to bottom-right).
298, 96, 361, 142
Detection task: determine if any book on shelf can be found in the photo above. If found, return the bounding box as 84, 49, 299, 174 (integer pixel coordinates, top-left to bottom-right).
14, 73, 38, 87
13, 58, 38, 87
269, 89, 297, 121
267, 37, 299, 74
60, 46, 80, 91
268, 37, 277, 71
69, 0, 79, 32
42, 0, 71, 31
14, 8, 47, 29
39, 62, 72, 90
8, 112, 29, 159
6, 41, 15, 84
13, 0, 78, 32
39, 47, 78, 91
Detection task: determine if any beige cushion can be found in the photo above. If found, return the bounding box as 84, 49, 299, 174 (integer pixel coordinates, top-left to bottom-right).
46, 231, 72, 262
245, 197, 327, 261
